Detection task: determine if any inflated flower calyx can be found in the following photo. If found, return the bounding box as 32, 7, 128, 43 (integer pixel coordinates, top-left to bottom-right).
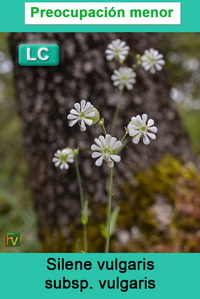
91, 108, 100, 125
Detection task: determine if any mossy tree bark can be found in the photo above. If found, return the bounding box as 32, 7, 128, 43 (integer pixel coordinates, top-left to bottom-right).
9, 33, 195, 252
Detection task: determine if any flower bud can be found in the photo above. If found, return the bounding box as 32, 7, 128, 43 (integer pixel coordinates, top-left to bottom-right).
99, 118, 104, 126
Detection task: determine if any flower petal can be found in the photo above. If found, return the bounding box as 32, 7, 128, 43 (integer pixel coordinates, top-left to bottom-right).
69, 109, 79, 115
67, 114, 78, 120
98, 135, 106, 146
74, 103, 80, 112
105, 134, 112, 145
149, 126, 158, 133
146, 132, 156, 140
112, 140, 122, 150
86, 112, 95, 118
92, 152, 102, 158
69, 119, 78, 127
142, 114, 148, 124
91, 144, 101, 151
80, 100, 86, 110
147, 119, 154, 127
84, 118, 93, 126
94, 138, 103, 148
95, 155, 104, 166
110, 154, 121, 163
110, 137, 117, 149
143, 135, 150, 145
132, 133, 141, 144
55, 161, 61, 167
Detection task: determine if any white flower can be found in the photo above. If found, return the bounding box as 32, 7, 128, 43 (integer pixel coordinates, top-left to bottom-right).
105, 39, 130, 62
67, 100, 99, 131
91, 134, 122, 168
52, 148, 74, 170
141, 48, 165, 74
111, 67, 136, 91
127, 114, 157, 145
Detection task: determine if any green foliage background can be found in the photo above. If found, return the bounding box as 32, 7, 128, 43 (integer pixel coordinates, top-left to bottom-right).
0, 33, 200, 252
0, 33, 41, 252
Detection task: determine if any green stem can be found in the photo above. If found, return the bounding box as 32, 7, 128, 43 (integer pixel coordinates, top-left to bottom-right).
98, 118, 107, 135
75, 157, 88, 252
132, 63, 140, 71
102, 124, 107, 135
111, 90, 123, 135
119, 138, 129, 153
75, 158, 84, 208
121, 131, 128, 144
83, 224, 88, 253
105, 167, 114, 253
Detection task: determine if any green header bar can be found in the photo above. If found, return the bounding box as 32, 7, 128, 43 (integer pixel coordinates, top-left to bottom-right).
0, 0, 199, 32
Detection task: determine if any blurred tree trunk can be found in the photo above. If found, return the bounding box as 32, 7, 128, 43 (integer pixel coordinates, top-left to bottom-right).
9, 33, 195, 252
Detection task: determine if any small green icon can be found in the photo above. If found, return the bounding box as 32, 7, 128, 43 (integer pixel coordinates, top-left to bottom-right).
5, 232, 20, 247
18, 44, 60, 66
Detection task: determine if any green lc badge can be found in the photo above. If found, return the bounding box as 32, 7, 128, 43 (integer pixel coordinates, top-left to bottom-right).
18, 44, 60, 66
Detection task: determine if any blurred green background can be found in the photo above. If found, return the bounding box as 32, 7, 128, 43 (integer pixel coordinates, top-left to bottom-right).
0, 33, 41, 252
0, 33, 200, 252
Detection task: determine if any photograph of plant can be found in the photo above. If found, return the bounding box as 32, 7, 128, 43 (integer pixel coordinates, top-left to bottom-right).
1, 33, 200, 253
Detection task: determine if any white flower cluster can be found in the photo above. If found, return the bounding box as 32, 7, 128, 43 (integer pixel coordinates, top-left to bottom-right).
53, 39, 162, 170
141, 48, 165, 74
52, 101, 158, 169
105, 39, 130, 62
111, 67, 136, 91
65, 100, 158, 168
67, 100, 99, 132
127, 114, 158, 145
105, 39, 165, 90
91, 134, 122, 168
52, 148, 75, 169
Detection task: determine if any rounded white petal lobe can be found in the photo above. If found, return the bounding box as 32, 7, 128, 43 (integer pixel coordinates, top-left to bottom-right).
149, 126, 158, 133
142, 114, 148, 124
94, 138, 103, 148
110, 154, 121, 163
74, 102, 80, 112
105, 134, 112, 145
92, 152, 102, 159
98, 135, 106, 146
110, 137, 117, 149
55, 161, 61, 167
91, 144, 101, 151
67, 114, 78, 120
143, 135, 150, 145
147, 119, 154, 127
69, 109, 79, 115
84, 118, 93, 126
69, 119, 78, 127
132, 133, 141, 144
147, 132, 156, 140
95, 156, 104, 167
112, 140, 122, 150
